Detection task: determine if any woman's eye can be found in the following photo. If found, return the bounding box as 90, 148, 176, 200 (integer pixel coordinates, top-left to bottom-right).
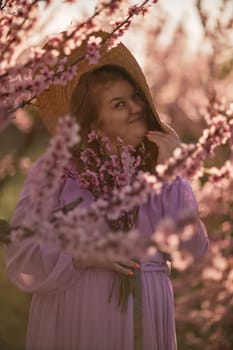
115, 101, 125, 108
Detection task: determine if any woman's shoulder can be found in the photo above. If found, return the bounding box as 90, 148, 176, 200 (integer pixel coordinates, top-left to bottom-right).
148, 174, 198, 212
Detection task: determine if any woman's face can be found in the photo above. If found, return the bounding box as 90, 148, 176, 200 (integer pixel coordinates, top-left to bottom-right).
93, 79, 148, 153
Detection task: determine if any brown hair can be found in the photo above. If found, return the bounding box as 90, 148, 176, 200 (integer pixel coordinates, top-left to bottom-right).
70, 64, 164, 174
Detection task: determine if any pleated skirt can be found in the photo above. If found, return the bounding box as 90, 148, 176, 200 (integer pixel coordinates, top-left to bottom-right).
26, 269, 177, 350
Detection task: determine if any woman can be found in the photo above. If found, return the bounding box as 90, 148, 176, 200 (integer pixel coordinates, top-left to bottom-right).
4, 31, 209, 350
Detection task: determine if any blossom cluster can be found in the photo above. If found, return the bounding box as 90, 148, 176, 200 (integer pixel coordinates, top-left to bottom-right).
43, 194, 202, 262
85, 35, 102, 65
106, 0, 152, 51
155, 100, 233, 182
64, 132, 146, 231
77, 132, 143, 198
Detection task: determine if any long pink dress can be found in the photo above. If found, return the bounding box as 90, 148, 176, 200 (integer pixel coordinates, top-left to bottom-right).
4, 156, 209, 350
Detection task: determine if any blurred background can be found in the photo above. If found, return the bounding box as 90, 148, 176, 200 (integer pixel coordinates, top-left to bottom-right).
0, 0, 232, 349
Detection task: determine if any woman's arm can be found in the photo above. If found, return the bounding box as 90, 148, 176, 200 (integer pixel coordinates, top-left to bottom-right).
4, 156, 76, 295
160, 176, 209, 259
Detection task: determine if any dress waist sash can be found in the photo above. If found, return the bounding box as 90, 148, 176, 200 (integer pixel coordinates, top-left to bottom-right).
140, 261, 171, 274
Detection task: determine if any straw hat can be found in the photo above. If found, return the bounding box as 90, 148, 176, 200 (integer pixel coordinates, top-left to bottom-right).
36, 30, 179, 141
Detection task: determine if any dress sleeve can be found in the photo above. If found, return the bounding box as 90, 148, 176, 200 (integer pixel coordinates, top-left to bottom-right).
160, 175, 209, 259
3, 156, 76, 295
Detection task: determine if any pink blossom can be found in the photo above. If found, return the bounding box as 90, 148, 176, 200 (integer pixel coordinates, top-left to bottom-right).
128, 5, 141, 16
87, 130, 98, 142
85, 47, 100, 65
85, 35, 102, 65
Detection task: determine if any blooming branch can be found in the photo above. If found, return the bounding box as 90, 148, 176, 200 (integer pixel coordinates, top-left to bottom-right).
155, 100, 233, 181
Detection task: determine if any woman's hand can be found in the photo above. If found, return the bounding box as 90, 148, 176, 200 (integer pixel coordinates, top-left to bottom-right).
146, 130, 181, 165
72, 253, 140, 276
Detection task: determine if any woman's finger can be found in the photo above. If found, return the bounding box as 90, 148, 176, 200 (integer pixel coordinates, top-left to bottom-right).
117, 258, 140, 269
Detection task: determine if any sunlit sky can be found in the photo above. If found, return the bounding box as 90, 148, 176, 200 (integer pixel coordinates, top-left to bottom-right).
36, 0, 227, 66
